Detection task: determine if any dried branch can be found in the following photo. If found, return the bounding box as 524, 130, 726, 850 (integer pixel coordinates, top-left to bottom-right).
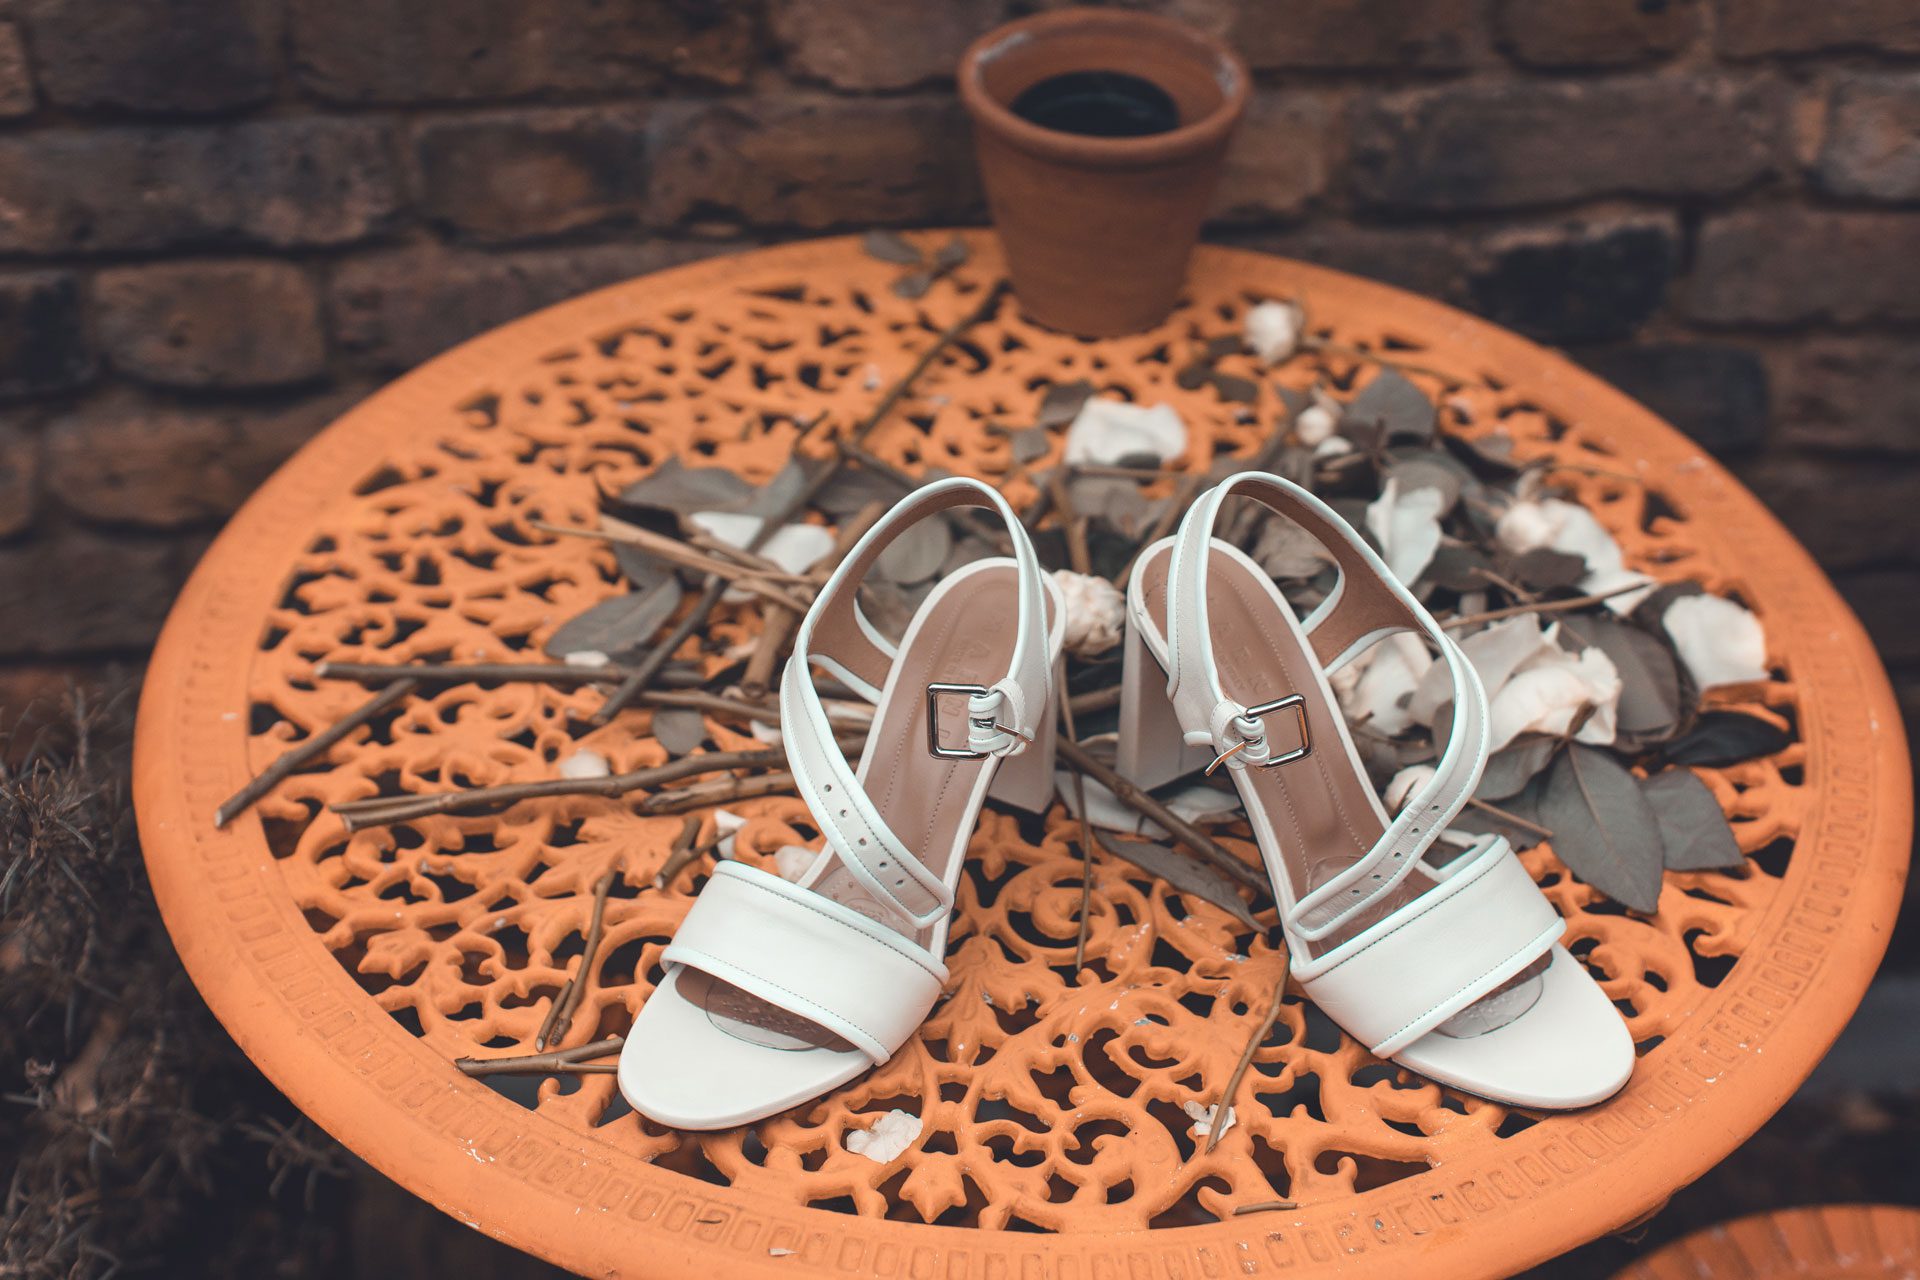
639, 771, 797, 815
1046, 467, 1091, 575
1231, 1200, 1300, 1217
1056, 656, 1098, 974
593, 576, 729, 726
537, 853, 632, 1051
1441, 581, 1646, 631
454, 1036, 624, 1078
1204, 949, 1291, 1155
532, 518, 814, 615
215, 678, 419, 827
655, 818, 724, 888
1054, 736, 1265, 894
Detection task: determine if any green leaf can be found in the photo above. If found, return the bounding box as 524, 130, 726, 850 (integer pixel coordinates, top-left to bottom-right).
1660, 712, 1791, 768
1036, 381, 1094, 429
617, 457, 755, 516
1508, 547, 1589, 591
1209, 371, 1261, 404
1538, 745, 1665, 913
1641, 768, 1745, 871
1341, 369, 1434, 447
1478, 735, 1558, 802
892, 269, 935, 299
933, 236, 970, 270
544, 577, 684, 663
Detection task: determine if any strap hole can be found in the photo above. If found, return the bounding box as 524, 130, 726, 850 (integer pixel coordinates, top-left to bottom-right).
858, 838, 868, 846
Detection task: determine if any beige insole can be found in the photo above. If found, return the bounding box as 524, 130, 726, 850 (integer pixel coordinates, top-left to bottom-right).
692, 566, 1019, 1053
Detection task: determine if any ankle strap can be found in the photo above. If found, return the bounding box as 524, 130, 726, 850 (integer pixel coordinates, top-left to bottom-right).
1163, 471, 1491, 943
780, 477, 1053, 929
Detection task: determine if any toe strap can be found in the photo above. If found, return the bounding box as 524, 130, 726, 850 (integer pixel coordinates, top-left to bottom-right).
1291, 836, 1564, 1058
660, 861, 948, 1065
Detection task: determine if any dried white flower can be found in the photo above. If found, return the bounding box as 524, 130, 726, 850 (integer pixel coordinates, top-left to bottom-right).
563, 649, 611, 668
1050, 569, 1126, 657
1244, 298, 1306, 364
1312, 434, 1353, 458
1182, 1099, 1235, 1139
1337, 632, 1434, 737
558, 749, 610, 780
1365, 479, 1446, 587
749, 719, 782, 746
773, 844, 818, 882
1293, 384, 1341, 446
1063, 397, 1187, 467
1495, 497, 1652, 614
1384, 764, 1437, 812
713, 808, 748, 858
845, 1109, 922, 1163
1664, 594, 1768, 689
1412, 615, 1621, 752
690, 511, 835, 578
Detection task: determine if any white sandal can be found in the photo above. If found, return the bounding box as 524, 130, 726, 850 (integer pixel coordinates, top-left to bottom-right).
1119, 472, 1632, 1109
620, 478, 1063, 1129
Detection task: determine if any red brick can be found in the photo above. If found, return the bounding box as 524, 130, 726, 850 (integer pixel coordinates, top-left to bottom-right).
1688, 209, 1920, 325
0, 120, 403, 253
1212, 91, 1332, 222
1494, 0, 1700, 67
1834, 568, 1920, 665
291, 0, 757, 104
774, 0, 1001, 90
19, 0, 277, 112
0, 21, 33, 117
1817, 74, 1920, 201
649, 96, 978, 229
1222, 0, 1483, 70
1734, 455, 1920, 571
0, 272, 93, 399
44, 389, 354, 529
414, 109, 649, 244
92, 261, 326, 390
1578, 343, 1770, 456
1466, 215, 1678, 344
1715, 0, 1920, 57
1217, 224, 1476, 305
0, 421, 37, 537
1351, 76, 1782, 212
328, 241, 747, 372
1772, 338, 1920, 455
0, 528, 185, 657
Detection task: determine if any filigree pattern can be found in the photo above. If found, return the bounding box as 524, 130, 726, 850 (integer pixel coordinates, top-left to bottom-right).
239, 240, 1802, 1231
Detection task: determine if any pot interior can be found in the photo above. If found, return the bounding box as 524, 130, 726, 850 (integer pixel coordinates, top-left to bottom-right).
970, 12, 1238, 136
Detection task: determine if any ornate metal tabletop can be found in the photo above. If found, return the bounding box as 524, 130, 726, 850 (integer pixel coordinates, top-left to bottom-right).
133, 233, 1910, 1278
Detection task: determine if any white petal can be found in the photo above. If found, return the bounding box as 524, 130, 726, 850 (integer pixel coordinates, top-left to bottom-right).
1295, 403, 1338, 446
1244, 299, 1305, 364
1365, 479, 1445, 588
1664, 594, 1768, 689
563, 649, 611, 668
1311, 432, 1352, 458
713, 808, 748, 858
1063, 398, 1187, 467
1182, 1099, 1235, 1139
689, 511, 836, 577
1486, 636, 1622, 752
558, 748, 610, 779
845, 1109, 922, 1163
1345, 632, 1434, 736
749, 719, 782, 745
1384, 764, 1437, 812
1050, 569, 1126, 657
1496, 498, 1651, 613
773, 844, 818, 882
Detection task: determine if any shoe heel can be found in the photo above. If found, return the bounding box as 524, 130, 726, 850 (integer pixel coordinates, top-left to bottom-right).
1116, 616, 1210, 791
987, 689, 1058, 813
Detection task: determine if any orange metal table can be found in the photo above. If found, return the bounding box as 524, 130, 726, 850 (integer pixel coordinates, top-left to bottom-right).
134, 234, 1911, 1278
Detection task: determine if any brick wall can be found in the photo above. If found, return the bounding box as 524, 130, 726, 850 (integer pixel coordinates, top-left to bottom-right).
0, 0, 1916, 763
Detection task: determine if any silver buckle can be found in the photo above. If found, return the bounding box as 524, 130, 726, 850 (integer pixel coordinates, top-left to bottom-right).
1205, 694, 1312, 775
926, 682, 994, 760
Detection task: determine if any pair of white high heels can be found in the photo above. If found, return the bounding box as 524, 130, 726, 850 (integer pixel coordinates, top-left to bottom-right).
618, 474, 1633, 1131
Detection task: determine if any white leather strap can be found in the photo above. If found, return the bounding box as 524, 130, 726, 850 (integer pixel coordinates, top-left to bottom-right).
661, 862, 948, 1065
781, 476, 1053, 929
1161, 472, 1491, 943
1290, 835, 1562, 1057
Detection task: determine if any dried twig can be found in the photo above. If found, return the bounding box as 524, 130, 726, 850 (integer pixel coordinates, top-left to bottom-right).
639, 771, 796, 815
1115, 471, 1204, 588
1055, 655, 1097, 973
1441, 581, 1645, 631
1467, 796, 1554, 839
1054, 736, 1265, 894
1231, 1200, 1300, 1217
454, 1036, 624, 1078
538, 857, 630, 1051
1203, 950, 1291, 1155
215, 678, 419, 827
1046, 467, 1091, 575
531, 517, 813, 591
595, 576, 729, 726
655, 818, 723, 888
742, 498, 887, 697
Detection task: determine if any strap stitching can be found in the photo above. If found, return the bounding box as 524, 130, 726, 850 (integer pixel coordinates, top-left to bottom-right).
1370, 921, 1563, 1055
721, 868, 946, 981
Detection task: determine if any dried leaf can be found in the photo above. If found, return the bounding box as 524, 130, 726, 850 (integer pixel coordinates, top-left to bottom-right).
875, 515, 953, 585
862, 229, 923, 266
1384, 447, 1473, 513
1036, 381, 1095, 429
1252, 513, 1332, 580
1452, 776, 1549, 851
1068, 474, 1151, 537
1631, 579, 1706, 628
933, 237, 969, 270
892, 270, 934, 300
1175, 361, 1213, 391
1209, 371, 1260, 404
1204, 334, 1247, 360
739, 459, 816, 519
813, 464, 906, 517
651, 707, 708, 757
1100, 837, 1258, 929
544, 577, 685, 662
1509, 547, 1589, 592
618, 457, 755, 516
1566, 615, 1685, 749
1477, 734, 1557, 802
1009, 425, 1053, 465
1642, 768, 1745, 871
1660, 712, 1790, 768
1426, 542, 1493, 592
613, 543, 674, 591
1537, 745, 1665, 913
1341, 369, 1435, 448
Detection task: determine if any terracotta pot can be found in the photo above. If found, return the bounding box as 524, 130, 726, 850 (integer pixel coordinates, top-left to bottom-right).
959, 8, 1248, 337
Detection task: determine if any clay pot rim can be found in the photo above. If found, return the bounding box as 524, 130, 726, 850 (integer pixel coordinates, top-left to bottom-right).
959, 7, 1250, 171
